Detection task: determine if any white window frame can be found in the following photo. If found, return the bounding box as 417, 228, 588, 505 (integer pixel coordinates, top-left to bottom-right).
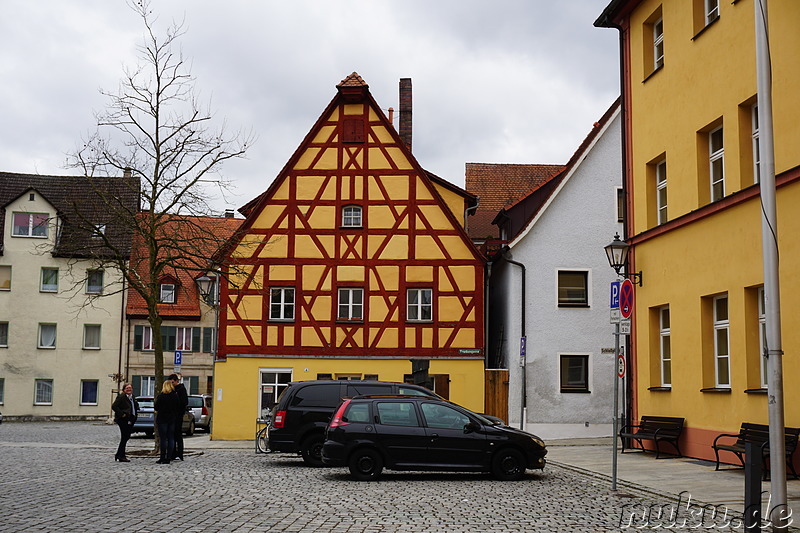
269, 288, 295, 321
160, 283, 176, 304
34, 379, 53, 405
83, 324, 102, 350
12, 212, 49, 238
175, 326, 192, 351
705, 0, 719, 24
87, 270, 104, 294
338, 288, 364, 320
259, 368, 293, 419
142, 326, 154, 351
407, 288, 433, 322
758, 287, 767, 388
660, 306, 671, 386
752, 104, 761, 184
38, 323, 57, 349
709, 126, 725, 202
557, 270, 590, 308
40, 267, 59, 293
713, 294, 730, 388
140, 376, 156, 396
80, 380, 99, 406
0, 322, 8, 348
653, 17, 664, 69
342, 205, 363, 228
656, 159, 668, 225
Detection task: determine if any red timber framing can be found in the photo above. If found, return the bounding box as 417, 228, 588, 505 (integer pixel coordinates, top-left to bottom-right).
219, 73, 485, 360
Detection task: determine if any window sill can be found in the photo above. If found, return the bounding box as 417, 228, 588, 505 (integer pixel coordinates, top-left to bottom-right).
339, 226, 363, 230
647, 386, 671, 392
642, 63, 663, 83
692, 16, 719, 41
82, 347, 101, 351
700, 387, 731, 393
560, 389, 591, 394
557, 304, 590, 309
336, 319, 364, 324
407, 320, 434, 324
744, 388, 768, 394
268, 319, 295, 323
33, 403, 53, 406
11, 235, 48, 239
40, 290, 58, 294
37, 346, 57, 350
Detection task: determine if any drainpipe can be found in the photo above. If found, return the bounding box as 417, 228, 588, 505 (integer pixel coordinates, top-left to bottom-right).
501, 247, 526, 430
464, 196, 479, 233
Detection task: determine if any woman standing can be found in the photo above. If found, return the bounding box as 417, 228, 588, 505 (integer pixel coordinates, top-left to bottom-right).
111, 383, 139, 462
154, 380, 181, 464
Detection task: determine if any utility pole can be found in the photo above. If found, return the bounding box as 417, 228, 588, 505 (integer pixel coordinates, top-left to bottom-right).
754, 0, 788, 529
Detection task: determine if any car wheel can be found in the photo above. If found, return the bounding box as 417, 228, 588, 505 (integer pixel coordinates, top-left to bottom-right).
300, 434, 325, 467
185, 419, 195, 436
205, 418, 212, 433
348, 448, 383, 481
492, 448, 526, 481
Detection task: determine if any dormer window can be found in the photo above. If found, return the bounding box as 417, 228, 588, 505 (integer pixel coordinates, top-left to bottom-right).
92, 224, 106, 238
160, 283, 176, 304
12, 212, 48, 238
342, 205, 362, 228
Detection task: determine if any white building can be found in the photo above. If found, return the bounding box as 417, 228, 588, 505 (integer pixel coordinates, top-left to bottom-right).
489, 101, 622, 439
0, 172, 138, 420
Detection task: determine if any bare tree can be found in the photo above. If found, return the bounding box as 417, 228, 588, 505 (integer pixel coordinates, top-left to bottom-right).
66, 0, 252, 399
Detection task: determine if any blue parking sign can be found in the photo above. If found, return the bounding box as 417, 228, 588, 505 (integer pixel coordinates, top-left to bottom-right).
174, 350, 182, 365
610, 281, 620, 309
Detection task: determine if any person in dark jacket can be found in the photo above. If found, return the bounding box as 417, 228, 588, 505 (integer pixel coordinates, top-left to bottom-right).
112, 383, 139, 462
154, 380, 181, 464
169, 373, 189, 461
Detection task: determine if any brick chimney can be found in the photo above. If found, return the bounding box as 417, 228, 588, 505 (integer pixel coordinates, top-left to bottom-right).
399, 78, 412, 151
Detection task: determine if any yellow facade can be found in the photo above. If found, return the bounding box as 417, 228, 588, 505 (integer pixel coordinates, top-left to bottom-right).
601, 0, 800, 457
213, 74, 485, 439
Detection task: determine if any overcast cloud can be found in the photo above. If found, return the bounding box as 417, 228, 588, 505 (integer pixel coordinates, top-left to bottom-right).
1, 1, 619, 213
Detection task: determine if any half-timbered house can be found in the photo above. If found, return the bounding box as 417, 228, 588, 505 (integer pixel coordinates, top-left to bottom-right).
212, 74, 485, 439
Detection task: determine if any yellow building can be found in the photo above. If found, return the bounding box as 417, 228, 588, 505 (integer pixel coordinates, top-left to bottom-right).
212, 74, 485, 439
597, 1, 800, 460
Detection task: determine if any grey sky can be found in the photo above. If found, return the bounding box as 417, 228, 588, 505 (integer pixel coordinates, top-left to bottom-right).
1, 1, 618, 214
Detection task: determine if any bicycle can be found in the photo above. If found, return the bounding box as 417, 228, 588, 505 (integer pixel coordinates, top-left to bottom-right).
255, 414, 270, 454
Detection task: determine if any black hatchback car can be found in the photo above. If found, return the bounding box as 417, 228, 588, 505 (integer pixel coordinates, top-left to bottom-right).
268, 380, 441, 466
322, 396, 546, 481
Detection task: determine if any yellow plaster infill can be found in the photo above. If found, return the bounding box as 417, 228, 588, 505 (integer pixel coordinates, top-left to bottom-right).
337, 265, 365, 281
307, 206, 335, 228
443, 328, 476, 349
438, 236, 473, 260
295, 176, 326, 200
379, 175, 411, 201
293, 235, 326, 259
414, 235, 446, 260
336, 326, 365, 347
368, 205, 405, 229
271, 179, 290, 201
367, 148, 391, 169
416, 177, 434, 199
227, 265, 253, 288
226, 324, 261, 346
235, 295, 263, 321
419, 205, 452, 231
385, 147, 412, 169
302, 265, 330, 291
446, 266, 476, 292
250, 204, 289, 230
438, 296, 466, 322
433, 185, 466, 227
314, 148, 338, 170
373, 327, 398, 348
406, 265, 433, 282
294, 147, 320, 170
343, 104, 363, 115
301, 326, 327, 347
258, 234, 289, 258
368, 296, 389, 322
344, 147, 364, 169
372, 235, 408, 260
312, 125, 336, 144
267, 264, 295, 282
368, 108, 379, 121
310, 295, 332, 321
370, 125, 394, 144
371, 266, 399, 291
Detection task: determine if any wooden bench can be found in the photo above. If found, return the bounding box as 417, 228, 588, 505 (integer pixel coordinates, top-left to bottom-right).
619, 416, 685, 459
712, 422, 800, 479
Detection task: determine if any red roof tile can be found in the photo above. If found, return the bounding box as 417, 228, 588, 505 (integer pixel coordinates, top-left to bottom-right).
465, 163, 565, 240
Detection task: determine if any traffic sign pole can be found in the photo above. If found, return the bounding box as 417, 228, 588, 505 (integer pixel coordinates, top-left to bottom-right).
612, 320, 620, 491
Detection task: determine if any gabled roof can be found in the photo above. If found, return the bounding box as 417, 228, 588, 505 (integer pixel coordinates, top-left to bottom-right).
126, 214, 242, 319
501, 98, 622, 245
465, 163, 565, 240
0, 171, 140, 257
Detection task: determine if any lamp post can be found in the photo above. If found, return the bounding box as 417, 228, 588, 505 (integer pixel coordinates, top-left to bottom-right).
195, 272, 220, 362
604, 233, 642, 286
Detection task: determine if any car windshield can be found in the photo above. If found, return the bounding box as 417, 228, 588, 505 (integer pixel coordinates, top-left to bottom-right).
137, 399, 154, 409
187, 397, 204, 408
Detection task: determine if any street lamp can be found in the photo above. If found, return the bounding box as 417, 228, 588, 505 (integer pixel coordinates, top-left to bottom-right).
195, 272, 221, 362
604, 233, 643, 286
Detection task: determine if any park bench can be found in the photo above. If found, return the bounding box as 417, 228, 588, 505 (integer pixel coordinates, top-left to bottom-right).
712, 422, 800, 479
619, 415, 685, 459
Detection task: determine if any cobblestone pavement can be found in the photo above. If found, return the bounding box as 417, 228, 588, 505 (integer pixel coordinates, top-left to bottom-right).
0, 422, 751, 532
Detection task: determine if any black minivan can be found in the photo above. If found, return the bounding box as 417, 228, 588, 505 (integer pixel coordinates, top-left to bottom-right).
268, 380, 440, 466
322, 396, 547, 481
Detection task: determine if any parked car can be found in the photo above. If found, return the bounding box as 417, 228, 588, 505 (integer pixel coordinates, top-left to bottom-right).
322, 396, 547, 481
131, 396, 195, 437
187, 394, 212, 432
268, 380, 441, 466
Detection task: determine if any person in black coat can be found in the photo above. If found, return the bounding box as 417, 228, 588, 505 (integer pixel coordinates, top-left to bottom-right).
169, 373, 189, 461
154, 380, 181, 464
111, 383, 139, 462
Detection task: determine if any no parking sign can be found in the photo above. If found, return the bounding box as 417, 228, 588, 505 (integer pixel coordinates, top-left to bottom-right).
619, 279, 634, 319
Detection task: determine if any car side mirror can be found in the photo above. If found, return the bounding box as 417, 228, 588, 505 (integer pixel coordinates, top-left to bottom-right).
464, 421, 481, 433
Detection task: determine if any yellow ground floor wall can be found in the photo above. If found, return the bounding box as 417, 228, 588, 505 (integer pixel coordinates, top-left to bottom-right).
631, 183, 800, 442
210, 357, 486, 440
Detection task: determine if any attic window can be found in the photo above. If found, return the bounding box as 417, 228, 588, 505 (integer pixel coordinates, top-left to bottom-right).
92, 224, 106, 238
160, 283, 176, 304
12, 212, 49, 238
342, 118, 365, 143
29, 193, 35, 201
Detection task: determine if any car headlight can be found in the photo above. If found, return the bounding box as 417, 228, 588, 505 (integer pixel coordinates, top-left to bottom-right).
530, 436, 545, 448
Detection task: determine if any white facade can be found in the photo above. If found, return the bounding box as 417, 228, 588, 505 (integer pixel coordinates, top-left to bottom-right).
491, 107, 622, 439
0, 190, 125, 419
